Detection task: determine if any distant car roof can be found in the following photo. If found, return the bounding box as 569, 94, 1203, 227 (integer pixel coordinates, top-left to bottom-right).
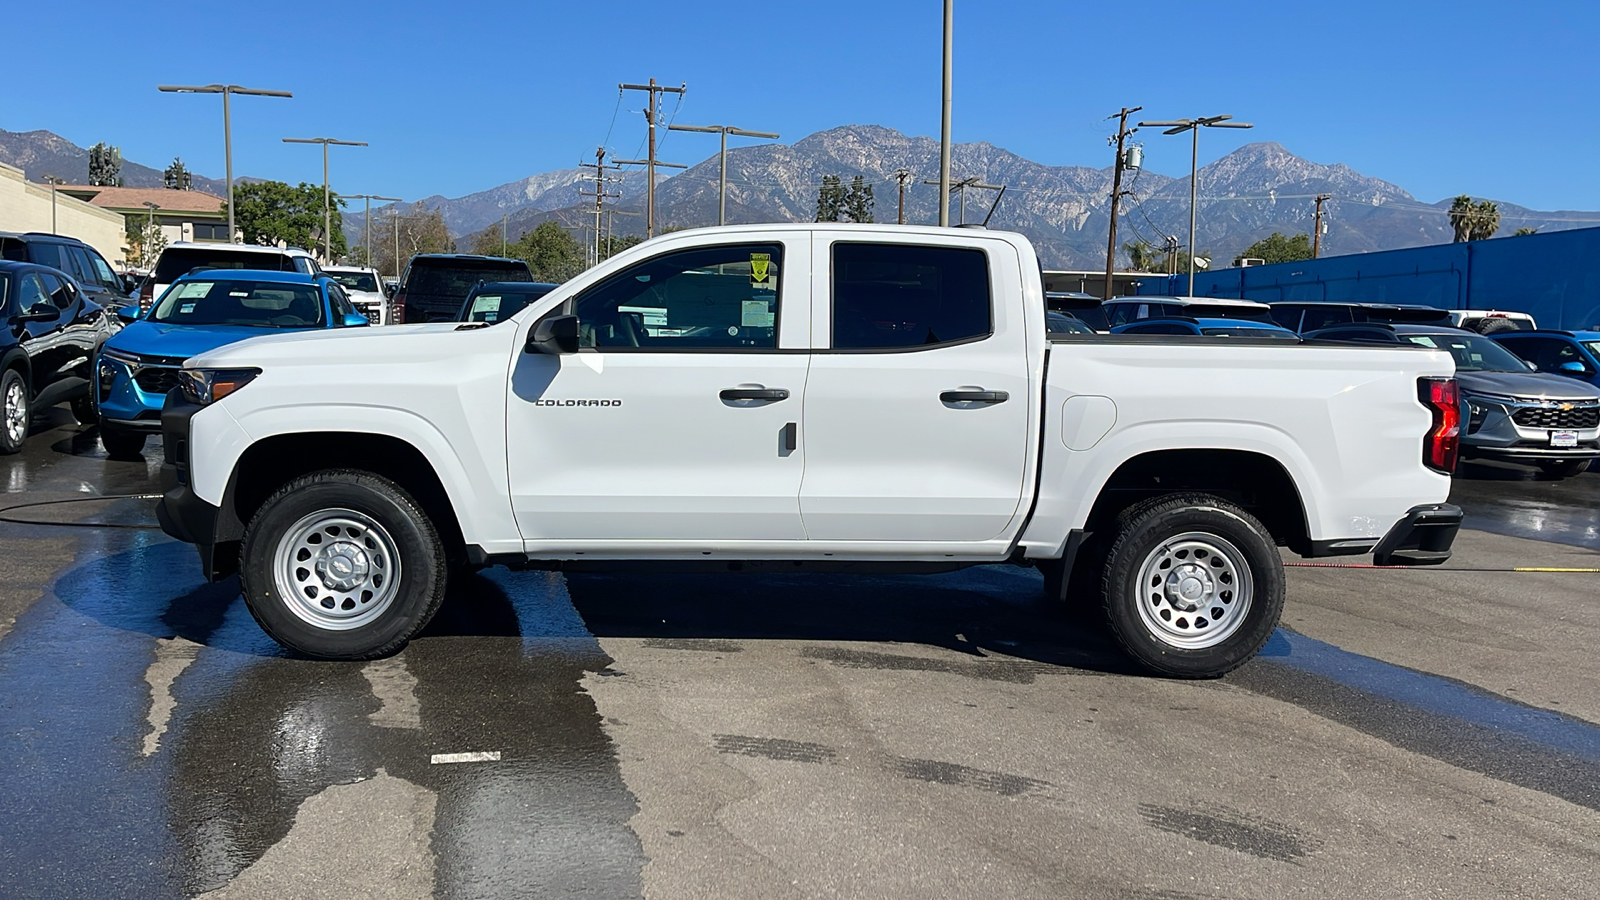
1130, 295, 1273, 309
323, 265, 380, 274
161, 240, 314, 256
175, 268, 320, 285
410, 253, 524, 264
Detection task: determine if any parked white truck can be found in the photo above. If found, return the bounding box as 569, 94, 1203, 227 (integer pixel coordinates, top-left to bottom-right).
157, 225, 1464, 677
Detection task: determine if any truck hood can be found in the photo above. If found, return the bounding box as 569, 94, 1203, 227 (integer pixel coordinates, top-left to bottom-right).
1457, 370, 1600, 402
107, 321, 324, 361
184, 322, 494, 369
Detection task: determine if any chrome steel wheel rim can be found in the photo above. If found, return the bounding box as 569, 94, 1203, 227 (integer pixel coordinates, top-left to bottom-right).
4, 380, 26, 445
1134, 531, 1254, 650
272, 508, 402, 631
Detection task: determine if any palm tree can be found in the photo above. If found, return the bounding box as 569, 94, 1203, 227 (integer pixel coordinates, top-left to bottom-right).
1448, 195, 1475, 242
1122, 240, 1160, 272
1473, 200, 1500, 240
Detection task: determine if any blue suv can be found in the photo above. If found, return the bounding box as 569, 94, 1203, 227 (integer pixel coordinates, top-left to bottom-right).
1492, 331, 1600, 390
97, 268, 368, 459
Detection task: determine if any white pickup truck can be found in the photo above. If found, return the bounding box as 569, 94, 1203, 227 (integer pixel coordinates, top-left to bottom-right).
157, 224, 1464, 677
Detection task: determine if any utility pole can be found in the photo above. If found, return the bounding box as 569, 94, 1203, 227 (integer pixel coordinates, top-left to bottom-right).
923, 175, 1001, 225
667, 123, 780, 226
1313, 193, 1332, 258
1165, 235, 1180, 275
160, 84, 292, 243
1102, 106, 1142, 300
893, 169, 912, 224
502, 214, 508, 257
618, 79, 686, 238
1138, 114, 1254, 296
579, 147, 621, 264
282, 137, 368, 261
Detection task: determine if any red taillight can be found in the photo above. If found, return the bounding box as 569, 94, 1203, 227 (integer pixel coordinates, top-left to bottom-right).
392, 292, 407, 324
139, 279, 155, 312
1419, 377, 1460, 473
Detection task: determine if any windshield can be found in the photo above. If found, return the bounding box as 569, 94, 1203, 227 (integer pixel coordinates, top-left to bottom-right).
1401, 332, 1529, 372
328, 271, 380, 293
150, 279, 325, 327
152, 248, 296, 284
464, 286, 555, 324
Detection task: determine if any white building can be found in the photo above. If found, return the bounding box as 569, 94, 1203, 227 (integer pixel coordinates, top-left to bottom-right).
0, 161, 127, 264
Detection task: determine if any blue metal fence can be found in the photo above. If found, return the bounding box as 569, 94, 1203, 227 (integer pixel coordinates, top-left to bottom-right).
1139, 226, 1600, 330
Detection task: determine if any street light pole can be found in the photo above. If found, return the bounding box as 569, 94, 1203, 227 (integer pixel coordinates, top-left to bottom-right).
938, 0, 954, 227
41, 175, 64, 234
667, 124, 781, 226
1137, 114, 1253, 295
343, 194, 402, 268
159, 84, 293, 243
282, 137, 368, 262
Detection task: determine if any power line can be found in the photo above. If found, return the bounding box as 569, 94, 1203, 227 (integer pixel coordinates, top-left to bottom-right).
618, 79, 686, 237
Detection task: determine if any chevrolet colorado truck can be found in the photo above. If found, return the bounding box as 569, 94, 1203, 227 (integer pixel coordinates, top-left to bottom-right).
156, 225, 1464, 677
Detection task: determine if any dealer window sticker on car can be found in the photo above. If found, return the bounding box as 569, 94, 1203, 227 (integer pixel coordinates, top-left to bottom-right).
174, 282, 212, 299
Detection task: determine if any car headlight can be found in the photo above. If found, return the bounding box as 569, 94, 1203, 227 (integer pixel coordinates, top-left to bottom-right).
178, 368, 260, 405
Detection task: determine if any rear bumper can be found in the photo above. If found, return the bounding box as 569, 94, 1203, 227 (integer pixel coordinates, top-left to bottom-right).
1371, 503, 1463, 566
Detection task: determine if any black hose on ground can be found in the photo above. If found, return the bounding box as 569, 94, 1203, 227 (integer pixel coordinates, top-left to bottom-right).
0, 493, 165, 529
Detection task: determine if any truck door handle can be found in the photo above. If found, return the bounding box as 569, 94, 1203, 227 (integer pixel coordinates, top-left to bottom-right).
940, 390, 1009, 404
720, 387, 790, 402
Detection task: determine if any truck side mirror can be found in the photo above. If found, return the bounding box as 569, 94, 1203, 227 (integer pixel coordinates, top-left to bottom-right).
527, 314, 579, 354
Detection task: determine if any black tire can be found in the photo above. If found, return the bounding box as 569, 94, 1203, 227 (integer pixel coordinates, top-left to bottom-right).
71, 393, 96, 426
1473, 317, 1518, 335
1536, 459, 1591, 479
100, 426, 147, 460
239, 469, 448, 660
0, 369, 28, 455
1101, 493, 1285, 679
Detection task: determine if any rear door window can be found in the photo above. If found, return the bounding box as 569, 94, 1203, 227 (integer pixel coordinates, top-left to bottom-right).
29, 242, 69, 272
830, 243, 991, 350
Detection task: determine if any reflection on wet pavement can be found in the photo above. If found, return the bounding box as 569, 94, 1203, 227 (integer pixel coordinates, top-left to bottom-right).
1452, 464, 1600, 549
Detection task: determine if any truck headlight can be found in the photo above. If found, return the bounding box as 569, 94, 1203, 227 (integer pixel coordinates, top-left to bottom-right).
178, 368, 260, 405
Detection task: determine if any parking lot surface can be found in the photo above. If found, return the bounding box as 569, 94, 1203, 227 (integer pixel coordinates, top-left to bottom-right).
1, 412, 1597, 899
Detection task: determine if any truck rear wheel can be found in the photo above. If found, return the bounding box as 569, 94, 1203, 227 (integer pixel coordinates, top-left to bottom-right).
1101, 493, 1284, 678
240, 469, 448, 660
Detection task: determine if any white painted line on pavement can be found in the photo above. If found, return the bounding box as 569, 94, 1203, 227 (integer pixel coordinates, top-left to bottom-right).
430, 751, 502, 764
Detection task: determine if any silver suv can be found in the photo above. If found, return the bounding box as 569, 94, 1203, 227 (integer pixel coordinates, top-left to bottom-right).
1307, 323, 1600, 479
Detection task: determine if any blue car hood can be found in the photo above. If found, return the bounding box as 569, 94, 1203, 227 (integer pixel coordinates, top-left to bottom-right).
105, 321, 312, 360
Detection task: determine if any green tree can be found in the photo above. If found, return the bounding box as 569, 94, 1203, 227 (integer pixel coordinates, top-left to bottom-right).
472, 222, 507, 257
505, 221, 585, 282
843, 176, 875, 223
88, 143, 123, 187
815, 174, 846, 222
602, 234, 645, 260
1513, 226, 1538, 236
1233, 232, 1313, 266
123, 213, 166, 267
1122, 240, 1161, 272
1449, 195, 1501, 242
225, 181, 347, 259
164, 158, 193, 191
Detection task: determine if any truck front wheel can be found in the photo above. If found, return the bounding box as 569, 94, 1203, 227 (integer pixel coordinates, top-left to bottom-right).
1101, 493, 1284, 678
240, 469, 448, 660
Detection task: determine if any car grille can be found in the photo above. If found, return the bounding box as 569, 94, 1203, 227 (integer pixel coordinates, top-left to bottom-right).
1512, 404, 1600, 429
356, 302, 383, 324
134, 367, 181, 396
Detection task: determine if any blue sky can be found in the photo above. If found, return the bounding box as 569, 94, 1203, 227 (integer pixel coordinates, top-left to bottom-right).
9, 0, 1598, 210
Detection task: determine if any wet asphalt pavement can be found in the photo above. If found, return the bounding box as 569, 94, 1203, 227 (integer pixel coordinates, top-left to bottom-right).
1, 410, 1598, 898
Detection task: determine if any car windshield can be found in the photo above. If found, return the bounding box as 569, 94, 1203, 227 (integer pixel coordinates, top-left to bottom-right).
329, 271, 380, 292
1201, 326, 1297, 338
150, 279, 324, 327
152, 248, 296, 284
1401, 332, 1529, 372
464, 286, 555, 324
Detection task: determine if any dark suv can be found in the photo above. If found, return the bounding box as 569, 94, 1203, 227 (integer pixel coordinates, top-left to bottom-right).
0, 260, 117, 452
393, 254, 533, 323
0, 232, 131, 311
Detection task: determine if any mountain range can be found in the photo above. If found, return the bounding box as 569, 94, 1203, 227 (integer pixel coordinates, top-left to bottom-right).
5, 125, 1596, 270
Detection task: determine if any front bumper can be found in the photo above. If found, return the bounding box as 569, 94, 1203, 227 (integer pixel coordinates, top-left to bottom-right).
98, 353, 180, 430
1371, 503, 1463, 566
1461, 394, 1600, 461
155, 393, 237, 581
